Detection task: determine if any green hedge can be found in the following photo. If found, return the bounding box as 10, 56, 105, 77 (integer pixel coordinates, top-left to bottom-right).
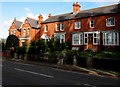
79, 51, 120, 59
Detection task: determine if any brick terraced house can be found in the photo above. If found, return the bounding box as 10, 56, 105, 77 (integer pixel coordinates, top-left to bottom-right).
9, 2, 120, 51
9, 16, 42, 46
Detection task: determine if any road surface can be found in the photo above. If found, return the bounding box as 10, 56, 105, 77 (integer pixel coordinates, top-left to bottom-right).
2, 60, 120, 86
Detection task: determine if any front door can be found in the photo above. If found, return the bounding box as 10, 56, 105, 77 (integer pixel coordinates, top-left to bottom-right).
88, 34, 93, 49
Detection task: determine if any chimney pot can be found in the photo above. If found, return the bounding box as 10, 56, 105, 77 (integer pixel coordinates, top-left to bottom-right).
73, 2, 81, 13
48, 13, 52, 17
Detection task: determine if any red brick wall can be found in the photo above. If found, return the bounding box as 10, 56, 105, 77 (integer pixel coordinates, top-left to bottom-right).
38, 13, 120, 51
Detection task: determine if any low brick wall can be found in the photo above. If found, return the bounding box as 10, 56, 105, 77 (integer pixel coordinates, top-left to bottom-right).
2, 51, 11, 57
2, 51, 120, 72
77, 57, 120, 72
92, 58, 120, 71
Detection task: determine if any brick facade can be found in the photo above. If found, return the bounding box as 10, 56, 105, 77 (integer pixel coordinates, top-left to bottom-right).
9, 2, 120, 51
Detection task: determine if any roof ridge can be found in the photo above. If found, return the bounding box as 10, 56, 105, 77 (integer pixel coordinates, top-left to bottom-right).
27, 17, 38, 21
80, 4, 118, 12
49, 12, 71, 18
14, 20, 23, 23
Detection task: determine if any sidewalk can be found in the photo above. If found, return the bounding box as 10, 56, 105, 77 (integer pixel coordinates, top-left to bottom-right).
3, 56, 120, 79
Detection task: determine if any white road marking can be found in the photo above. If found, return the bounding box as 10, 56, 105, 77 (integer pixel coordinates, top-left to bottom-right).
84, 83, 97, 87
52, 68, 90, 75
14, 68, 54, 78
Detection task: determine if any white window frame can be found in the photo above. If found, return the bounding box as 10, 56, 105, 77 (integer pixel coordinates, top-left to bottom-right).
27, 27, 30, 35
93, 33, 99, 45
72, 33, 83, 45
56, 24, 59, 31
60, 34, 65, 43
14, 29, 16, 35
103, 32, 119, 45
106, 17, 115, 27
84, 32, 100, 45
60, 23, 64, 31
44, 25, 48, 32
75, 21, 81, 29
90, 20, 94, 28
23, 28, 26, 35
84, 33, 88, 44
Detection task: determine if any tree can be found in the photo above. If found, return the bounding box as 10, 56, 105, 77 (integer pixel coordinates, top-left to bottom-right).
6, 35, 19, 48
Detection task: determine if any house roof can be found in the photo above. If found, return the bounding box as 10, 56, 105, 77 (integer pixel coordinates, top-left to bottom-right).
13, 20, 22, 29
42, 4, 120, 24
27, 17, 40, 29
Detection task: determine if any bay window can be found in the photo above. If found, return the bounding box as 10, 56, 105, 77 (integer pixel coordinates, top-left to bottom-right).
72, 33, 83, 45
103, 32, 119, 45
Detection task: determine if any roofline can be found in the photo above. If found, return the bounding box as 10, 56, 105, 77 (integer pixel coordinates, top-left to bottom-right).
27, 17, 38, 21
14, 20, 23, 23
80, 4, 119, 12
48, 12, 71, 18
42, 13, 118, 24
42, 4, 119, 24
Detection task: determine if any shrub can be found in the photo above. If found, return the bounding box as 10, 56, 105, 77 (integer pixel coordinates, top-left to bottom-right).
15, 46, 29, 54
6, 35, 19, 48
30, 39, 48, 53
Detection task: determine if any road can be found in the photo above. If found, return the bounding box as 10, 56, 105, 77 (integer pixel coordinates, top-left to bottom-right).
2, 60, 120, 86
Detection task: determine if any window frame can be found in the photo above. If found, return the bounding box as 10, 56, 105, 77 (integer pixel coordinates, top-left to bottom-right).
90, 20, 94, 28
60, 34, 65, 43
44, 25, 48, 32
72, 33, 83, 45
23, 28, 26, 35
56, 24, 59, 31
84, 32, 100, 45
14, 29, 16, 35
103, 32, 119, 45
106, 17, 115, 27
60, 23, 64, 31
27, 27, 30, 35
75, 21, 81, 29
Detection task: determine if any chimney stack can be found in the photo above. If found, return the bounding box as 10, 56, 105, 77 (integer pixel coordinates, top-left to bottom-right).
48, 13, 52, 17
14, 17, 17, 21
38, 14, 43, 25
73, 2, 81, 13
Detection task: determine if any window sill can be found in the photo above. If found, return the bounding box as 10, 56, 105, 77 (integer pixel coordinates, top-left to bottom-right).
75, 28, 80, 29
106, 25, 115, 27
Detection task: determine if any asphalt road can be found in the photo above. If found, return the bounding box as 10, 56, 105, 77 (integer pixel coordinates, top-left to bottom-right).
2, 60, 120, 87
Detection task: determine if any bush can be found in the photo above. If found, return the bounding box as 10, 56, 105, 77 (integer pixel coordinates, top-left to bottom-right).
30, 39, 48, 53
6, 35, 19, 48
15, 46, 29, 54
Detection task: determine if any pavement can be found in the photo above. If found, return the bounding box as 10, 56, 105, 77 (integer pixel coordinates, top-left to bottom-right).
2, 56, 120, 79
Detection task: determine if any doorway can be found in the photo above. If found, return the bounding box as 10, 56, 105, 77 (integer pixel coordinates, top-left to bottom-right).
88, 34, 93, 49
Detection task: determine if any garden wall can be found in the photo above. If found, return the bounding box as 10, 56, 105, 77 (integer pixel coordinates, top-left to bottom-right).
77, 57, 120, 72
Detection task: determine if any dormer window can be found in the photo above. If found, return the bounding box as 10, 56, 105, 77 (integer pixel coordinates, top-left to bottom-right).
106, 17, 115, 27
90, 20, 94, 28
44, 25, 48, 32
75, 21, 81, 29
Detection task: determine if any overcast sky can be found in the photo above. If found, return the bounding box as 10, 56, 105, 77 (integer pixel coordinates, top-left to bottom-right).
0, 0, 119, 39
